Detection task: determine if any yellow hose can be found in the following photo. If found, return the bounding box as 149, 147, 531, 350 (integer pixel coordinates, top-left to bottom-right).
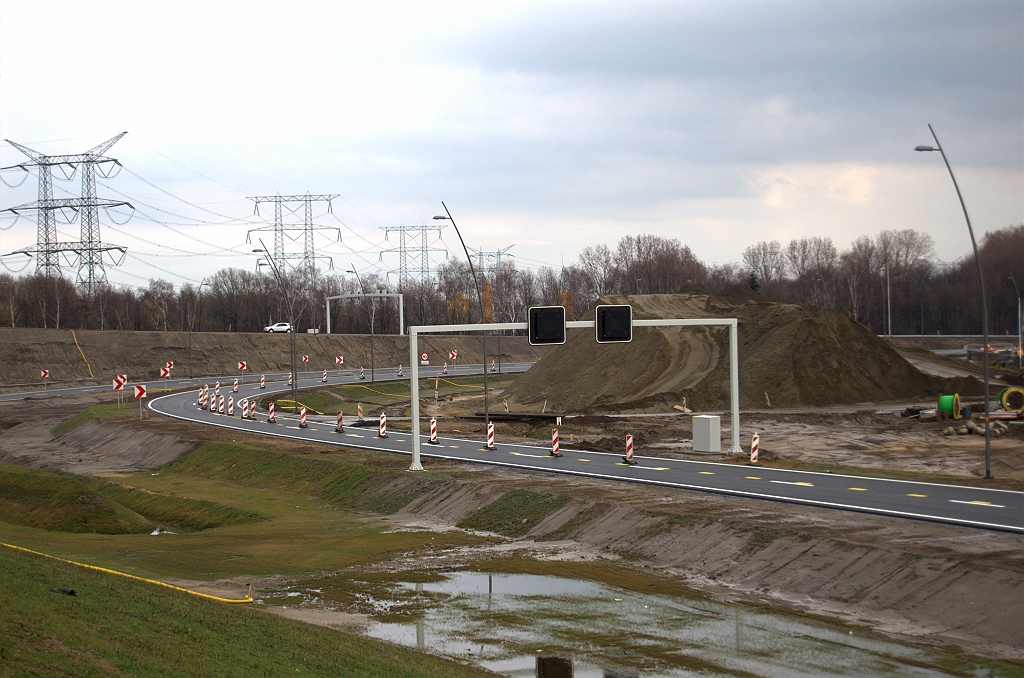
1, 541, 253, 604
69, 330, 94, 378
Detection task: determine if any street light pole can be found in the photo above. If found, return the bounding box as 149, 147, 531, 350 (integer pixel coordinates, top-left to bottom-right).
1010, 274, 1021, 370
346, 265, 375, 383
916, 124, 992, 479
255, 242, 299, 408
187, 278, 208, 380
434, 203, 490, 440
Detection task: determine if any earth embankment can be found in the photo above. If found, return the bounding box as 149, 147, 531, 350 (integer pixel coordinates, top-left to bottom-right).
502, 287, 982, 413
0, 328, 547, 385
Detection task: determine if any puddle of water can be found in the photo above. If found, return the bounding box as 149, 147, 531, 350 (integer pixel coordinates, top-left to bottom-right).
262, 571, 994, 677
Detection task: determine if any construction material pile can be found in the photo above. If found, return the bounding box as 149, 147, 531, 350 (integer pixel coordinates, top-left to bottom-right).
502, 286, 981, 413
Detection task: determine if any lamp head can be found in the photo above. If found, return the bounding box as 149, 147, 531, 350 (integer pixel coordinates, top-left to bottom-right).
433, 215, 449, 220
914, 145, 937, 152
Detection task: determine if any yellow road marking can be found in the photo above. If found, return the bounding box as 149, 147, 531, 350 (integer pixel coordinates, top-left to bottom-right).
849, 487, 867, 491
616, 462, 633, 466
397, 439, 406, 442
653, 467, 670, 471
578, 458, 591, 462
448, 445, 459, 449
346, 434, 360, 437
907, 493, 927, 498
745, 476, 761, 480
699, 471, 714, 475
795, 481, 813, 486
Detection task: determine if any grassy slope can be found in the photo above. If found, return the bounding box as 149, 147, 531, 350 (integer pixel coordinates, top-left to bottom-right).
0, 545, 489, 678
0, 462, 266, 534
50, 402, 129, 438
458, 489, 569, 537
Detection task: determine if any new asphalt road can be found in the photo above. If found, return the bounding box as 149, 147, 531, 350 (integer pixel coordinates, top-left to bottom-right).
142, 367, 1024, 534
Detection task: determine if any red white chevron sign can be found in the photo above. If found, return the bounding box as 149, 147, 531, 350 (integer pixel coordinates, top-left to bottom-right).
237, 361, 247, 370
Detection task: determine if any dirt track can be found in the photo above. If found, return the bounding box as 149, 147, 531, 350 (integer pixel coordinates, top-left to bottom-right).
503, 288, 984, 413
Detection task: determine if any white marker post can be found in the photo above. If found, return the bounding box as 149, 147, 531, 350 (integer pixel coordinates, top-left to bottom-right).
134, 384, 147, 420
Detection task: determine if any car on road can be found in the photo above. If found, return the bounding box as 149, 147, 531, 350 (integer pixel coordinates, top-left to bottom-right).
264, 322, 293, 333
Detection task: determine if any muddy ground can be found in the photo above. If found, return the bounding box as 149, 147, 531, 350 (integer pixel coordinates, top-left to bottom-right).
1, 391, 1022, 661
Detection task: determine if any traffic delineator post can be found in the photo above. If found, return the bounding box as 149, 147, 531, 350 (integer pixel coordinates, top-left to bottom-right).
359, 367, 365, 380
299, 407, 308, 428
502, 398, 508, 412
218, 395, 225, 414
397, 365, 404, 377
442, 363, 448, 375
268, 403, 276, 423
623, 434, 637, 465
260, 375, 265, 389
550, 429, 562, 457
322, 370, 327, 383
335, 411, 344, 433
378, 412, 387, 438
288, 373, 293, 386
227, 397, 234, 416
429, 417, 438, 444
215, 382, 220, 396
241, 399, 249, 419
232, 379, 238, 393
357, 402, 364, 421
750, 433, 759, 464
486, 422, 495, 450
490, 359, 496, 372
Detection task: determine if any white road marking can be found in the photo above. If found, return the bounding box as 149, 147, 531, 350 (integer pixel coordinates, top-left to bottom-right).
771, 480, 814, 487
950, 499, 1004, 508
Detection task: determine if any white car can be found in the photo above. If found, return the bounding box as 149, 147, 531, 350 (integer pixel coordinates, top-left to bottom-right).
264, 322, 293, 333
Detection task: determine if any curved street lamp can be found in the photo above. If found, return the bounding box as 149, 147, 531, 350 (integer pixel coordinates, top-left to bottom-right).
434, 203, 490, 438
915, 124, 992, 479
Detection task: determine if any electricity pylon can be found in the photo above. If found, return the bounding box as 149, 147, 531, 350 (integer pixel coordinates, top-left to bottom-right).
2, 133, 131, 295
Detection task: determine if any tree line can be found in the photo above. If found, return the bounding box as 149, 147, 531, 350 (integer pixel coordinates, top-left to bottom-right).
1, 224, 1021, 339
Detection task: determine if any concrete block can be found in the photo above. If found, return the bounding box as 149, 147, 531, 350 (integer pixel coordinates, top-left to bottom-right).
693, 415, 721, 453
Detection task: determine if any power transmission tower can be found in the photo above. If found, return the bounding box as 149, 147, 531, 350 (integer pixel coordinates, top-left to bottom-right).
382, 223, 445, 288
468, 245, 515, 277
2, 133, 132, 295
246, 193, 340, 330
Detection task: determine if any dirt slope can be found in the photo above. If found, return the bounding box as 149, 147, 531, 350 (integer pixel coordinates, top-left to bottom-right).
0, 328, 547, 386
503, 288, 981, 413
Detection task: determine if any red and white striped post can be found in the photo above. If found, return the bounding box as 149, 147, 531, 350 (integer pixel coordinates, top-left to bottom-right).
502, 398, 508, 412
429, 417, 438, 444
359, 367, 365, 380
357, 402, 364, 421
288, 373, 293, 386
233, 378, 238, 393
227, 397, 234, 416
550, 429, 562, 457
397, 365, 403, 377
241, 399, 249, 419
486, 422, 495, 449
299, 407, 308, 428
442, 363, 448, 375
268, 402, 276, 422
218, 395, 225, 414
750, 433, 759, 464
322, 370, 327, 383
623, 435, 637, 465
336, 411, 344, 433
260, 375, 265, 389
490, 359, 496, 372
378, 412, 387, 438
215, 382, 220, 396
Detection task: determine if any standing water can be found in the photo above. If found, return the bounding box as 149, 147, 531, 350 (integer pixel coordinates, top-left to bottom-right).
262, 571, 997, 677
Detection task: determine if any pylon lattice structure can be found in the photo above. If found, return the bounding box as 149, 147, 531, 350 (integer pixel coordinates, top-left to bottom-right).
1, 133, 132, 295
468, 245, 515, 277
382, 223, 446, 288
246, 193, 340, 328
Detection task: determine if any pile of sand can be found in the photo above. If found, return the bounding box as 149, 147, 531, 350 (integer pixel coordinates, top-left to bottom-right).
502, 287, 981, 413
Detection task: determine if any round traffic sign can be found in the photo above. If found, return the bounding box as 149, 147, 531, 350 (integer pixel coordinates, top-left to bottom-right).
420, 352, 429, 362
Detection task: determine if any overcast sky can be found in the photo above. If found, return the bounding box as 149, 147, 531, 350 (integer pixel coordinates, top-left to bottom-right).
1, 0, 1021, 289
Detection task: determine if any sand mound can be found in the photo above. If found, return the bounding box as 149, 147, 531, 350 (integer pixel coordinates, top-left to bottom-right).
502, 292, 981, 413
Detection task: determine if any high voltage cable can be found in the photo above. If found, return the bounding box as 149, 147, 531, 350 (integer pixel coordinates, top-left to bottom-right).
125, 133, 251, 195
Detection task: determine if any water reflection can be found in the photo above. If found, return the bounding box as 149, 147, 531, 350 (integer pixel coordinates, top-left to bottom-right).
272, 571, 988, 677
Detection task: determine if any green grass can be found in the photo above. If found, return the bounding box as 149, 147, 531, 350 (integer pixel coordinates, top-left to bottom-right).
457, 489, 569, 537
50, 402, 128, 438
0, 463, 152, 534
0, 544, 490, 677
0, 462, 266, 535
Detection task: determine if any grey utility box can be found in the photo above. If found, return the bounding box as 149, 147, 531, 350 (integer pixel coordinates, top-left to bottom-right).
692, 415, 721, 453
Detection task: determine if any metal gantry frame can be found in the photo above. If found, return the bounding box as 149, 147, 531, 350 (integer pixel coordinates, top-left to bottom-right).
407, 317, 741, 471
